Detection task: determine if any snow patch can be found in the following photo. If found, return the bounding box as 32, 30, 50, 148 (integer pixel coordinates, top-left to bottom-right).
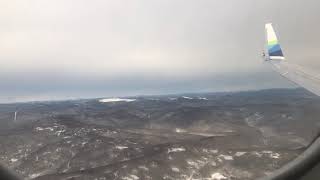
219, 154, 233, 160
122, 175, 139, 180
44, 127, 54, 131
99, 98, 136, 103
210, 173, 227, 180
262, 150, 272, 154
55, 129, 65, 136
270, 153, 280, 159
252, 151, 263, 158
175, 128, 187, 133
138, 166, 149, 171
116, 146, 128, 150
262, 151, 280, 159
235, 152, 247, 157
29, 173, 42, 179
210, 149, 219, 154
35, 127, 44, 131
203, 149, 218, 154
168, 147, 185, 153
171, 167, 180, 172
186, 159, 206, 169
10, 158, 18, 163
187, 159, 198, 167
198, 97, 208, 100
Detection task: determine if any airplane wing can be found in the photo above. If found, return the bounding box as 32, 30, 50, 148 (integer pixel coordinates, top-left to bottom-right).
264, 23, 320, 96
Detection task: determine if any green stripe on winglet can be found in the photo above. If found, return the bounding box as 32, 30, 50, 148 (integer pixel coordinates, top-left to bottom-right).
268, 40, 278, 46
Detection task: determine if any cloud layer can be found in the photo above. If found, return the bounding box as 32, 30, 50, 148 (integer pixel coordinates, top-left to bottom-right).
1, 0, 319, 102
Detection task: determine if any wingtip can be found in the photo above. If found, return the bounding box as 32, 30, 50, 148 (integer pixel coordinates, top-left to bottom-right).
265, 23, 272, 28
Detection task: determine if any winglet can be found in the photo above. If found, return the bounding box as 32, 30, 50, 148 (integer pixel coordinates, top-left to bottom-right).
265, 23, 285, 60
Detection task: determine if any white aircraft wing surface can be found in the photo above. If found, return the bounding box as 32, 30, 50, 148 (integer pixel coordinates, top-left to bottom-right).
265, 23, 320, 96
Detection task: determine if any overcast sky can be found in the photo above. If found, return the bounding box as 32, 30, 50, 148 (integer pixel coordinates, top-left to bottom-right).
1, 0, 320, 103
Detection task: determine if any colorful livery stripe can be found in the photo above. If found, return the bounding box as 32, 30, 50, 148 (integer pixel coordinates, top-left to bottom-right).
265, 23, 284, 59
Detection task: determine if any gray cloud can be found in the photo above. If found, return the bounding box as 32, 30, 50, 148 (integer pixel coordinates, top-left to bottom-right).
1, 0, 319, 103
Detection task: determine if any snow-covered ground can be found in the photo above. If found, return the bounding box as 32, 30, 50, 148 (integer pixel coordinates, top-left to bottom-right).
99, 98, 136, 103
198, 97, 208, 100
115, 145, 129, 150
209, 173, 227, 180
168, 147, 186, 153
182, 96, 193, 99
